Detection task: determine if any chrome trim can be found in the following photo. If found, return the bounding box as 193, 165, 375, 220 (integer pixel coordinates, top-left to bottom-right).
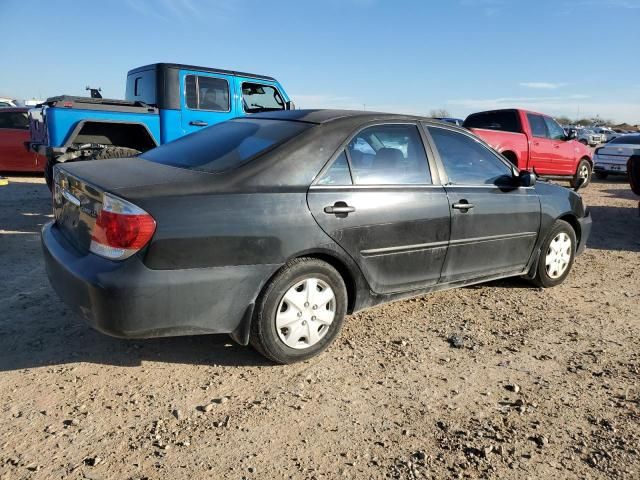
361, 232, 537, 257
62, 189, 80, 207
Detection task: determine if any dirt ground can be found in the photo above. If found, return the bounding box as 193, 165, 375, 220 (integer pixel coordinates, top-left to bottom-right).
0, 175, 638, 480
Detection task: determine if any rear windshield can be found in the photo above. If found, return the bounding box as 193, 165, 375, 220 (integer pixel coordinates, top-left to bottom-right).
141, 118, 312, 173
463, 110, 521, 133
608, 135, 640, 145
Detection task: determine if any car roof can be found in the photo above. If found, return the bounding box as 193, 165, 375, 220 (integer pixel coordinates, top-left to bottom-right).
250, 109, 434, 125
128, 63, 277, 82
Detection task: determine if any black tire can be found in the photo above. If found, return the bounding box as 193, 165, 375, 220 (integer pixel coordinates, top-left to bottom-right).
44, 147, 141, 191
570, 159, 591, 188
250, 258, 347, 364
594, 171, 608, 180
529, 219, 577, 288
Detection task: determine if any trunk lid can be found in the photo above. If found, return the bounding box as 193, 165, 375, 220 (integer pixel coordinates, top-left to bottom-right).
54, 158, 211, 252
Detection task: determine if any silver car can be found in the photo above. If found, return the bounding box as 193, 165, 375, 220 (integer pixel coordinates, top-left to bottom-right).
593, 134, 640, 179
577, 128, 605, 146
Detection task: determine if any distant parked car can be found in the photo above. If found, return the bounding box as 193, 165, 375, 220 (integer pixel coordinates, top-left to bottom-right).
593, 134, 640, 179
577, 128, 605, 146
593, 127, 619, 143
42, 110, 591, 363
0, 108, 45, 172
0, 97, 18, 108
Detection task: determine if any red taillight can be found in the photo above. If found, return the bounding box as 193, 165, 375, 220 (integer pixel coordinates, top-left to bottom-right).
90, 193, 156, 260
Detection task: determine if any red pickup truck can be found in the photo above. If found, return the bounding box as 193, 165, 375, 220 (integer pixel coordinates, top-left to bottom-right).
463, 109, 593, 188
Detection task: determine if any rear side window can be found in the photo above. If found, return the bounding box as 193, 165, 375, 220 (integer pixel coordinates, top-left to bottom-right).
317, 151, 352, 185
609, 135, 640, 145
0, 111, 28, 129
463, 111, 521, 133
141, 118, 311, 173
185, 75, 230, 112
428, 126, 512, 185
346, 124, 432, 185
242, 83, 285, 113
527, 114, 547, 138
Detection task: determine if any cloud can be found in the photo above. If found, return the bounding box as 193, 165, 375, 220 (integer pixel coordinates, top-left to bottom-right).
520, 82, 569, 89
124, 0, 236, 23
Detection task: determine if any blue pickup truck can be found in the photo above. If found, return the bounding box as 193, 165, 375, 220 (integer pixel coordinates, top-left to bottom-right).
29, 63, 293, 188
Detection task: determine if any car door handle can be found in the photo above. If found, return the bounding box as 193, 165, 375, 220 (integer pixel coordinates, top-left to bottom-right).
452, 201, 474, 211
189, 120, 208, 127
553, 144, 560, 149
324, 203, 356, 215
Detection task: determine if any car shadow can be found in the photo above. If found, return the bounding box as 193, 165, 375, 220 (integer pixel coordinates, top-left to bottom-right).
0, 179, 273, 373
587, 205, 640, 252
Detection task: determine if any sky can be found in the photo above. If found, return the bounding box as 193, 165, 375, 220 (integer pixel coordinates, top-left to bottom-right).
1, 0, 639, 123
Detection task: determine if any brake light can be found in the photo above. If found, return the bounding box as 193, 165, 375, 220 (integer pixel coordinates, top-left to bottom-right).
90, 193, 156, 260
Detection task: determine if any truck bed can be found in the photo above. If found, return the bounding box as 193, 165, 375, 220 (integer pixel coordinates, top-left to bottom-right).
44, 95, 158, 113
469, 128, 529, 169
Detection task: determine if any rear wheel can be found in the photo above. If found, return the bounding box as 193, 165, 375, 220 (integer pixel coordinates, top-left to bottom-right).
529, 219, 576, 288
250, 258, 347, 364
570, 159, 591, 188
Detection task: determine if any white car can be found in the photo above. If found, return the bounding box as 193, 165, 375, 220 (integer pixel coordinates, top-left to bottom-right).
0, 97, 17, 108
593, 134, 640, 179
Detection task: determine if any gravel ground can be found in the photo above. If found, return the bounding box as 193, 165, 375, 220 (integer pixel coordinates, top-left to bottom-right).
0, 175, 638, 480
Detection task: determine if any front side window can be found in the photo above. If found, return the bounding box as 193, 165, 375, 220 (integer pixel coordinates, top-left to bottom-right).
346, 124, 431, 185
544, 117, 566, 140
242, 83, 285, 113
185, 75, 230, 112
141, 118, 311, 173
0, 111, 28, 129
527, 114, 548, 138
427, 126, 512, 185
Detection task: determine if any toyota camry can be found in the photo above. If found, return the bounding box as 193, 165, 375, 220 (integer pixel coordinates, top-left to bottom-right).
42, 110, 592, 363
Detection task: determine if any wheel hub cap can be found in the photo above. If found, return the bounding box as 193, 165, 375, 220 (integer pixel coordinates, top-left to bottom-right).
276, 278, 336, 349
545, 232, 572, 279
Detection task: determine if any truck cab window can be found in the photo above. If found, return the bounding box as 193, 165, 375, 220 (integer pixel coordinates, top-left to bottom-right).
0, 112, 29, 129
185, 75, 230, 112
543, 117, 566, 140
527, 114, 548, 138
242, 83, 285, 113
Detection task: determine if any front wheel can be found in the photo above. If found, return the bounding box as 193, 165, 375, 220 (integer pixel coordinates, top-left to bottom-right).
529, 220, 577, 288
570, 159, 591, 188
250, 258, 347, 364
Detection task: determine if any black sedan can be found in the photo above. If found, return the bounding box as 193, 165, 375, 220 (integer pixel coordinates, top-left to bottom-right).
42, 110, 592, 364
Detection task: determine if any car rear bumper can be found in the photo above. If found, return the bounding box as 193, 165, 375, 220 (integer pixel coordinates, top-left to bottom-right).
576, 210, 592, 255
593, 161, 628, 174
41, 221, 277, 339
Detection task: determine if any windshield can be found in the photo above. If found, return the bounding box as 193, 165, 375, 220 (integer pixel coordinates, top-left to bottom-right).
141, 118, 311, 173
609, 135, 640, 145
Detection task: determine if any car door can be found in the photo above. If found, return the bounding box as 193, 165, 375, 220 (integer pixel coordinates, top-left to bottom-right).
0, 111, 37, 171
526, 113, 555, 175
180, 70, 236, 136
424, 124, 541, 283
307, 122, 451, 294
544, 116, 576, 174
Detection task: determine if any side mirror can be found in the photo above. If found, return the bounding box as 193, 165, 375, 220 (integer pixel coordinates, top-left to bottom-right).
519, 170, 536, 187
566, 129, 577, 141
573, 176, 586, 191
285, 100, 295, 111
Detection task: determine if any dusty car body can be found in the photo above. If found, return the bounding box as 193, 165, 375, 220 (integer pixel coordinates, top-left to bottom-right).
42, 110, 591, 363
